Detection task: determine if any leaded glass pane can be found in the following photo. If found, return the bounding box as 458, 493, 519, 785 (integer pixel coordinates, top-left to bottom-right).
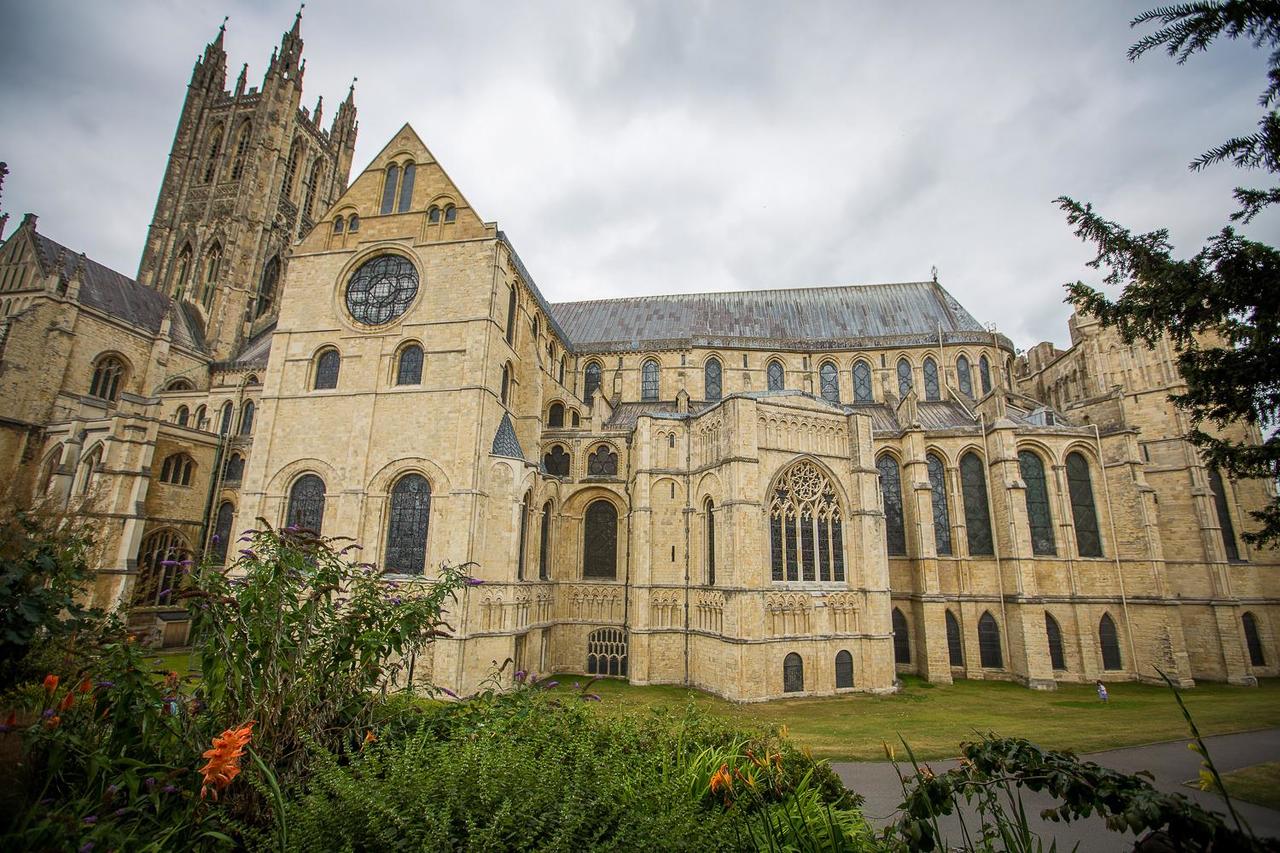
1099, 614, 1122, 670
831, 517, 845, 581
396, 345, 423, 385
819, 362, 839, 402
1066, 453, 1103, 557
878, 455, 906, 556
960, 452, 994, 556
219, 402, 234, 434
897, 359, 913, 397
314, 351, 340, 390
923, 358, 940, 401
1208, 468, 1241, 561
817, 516, 830, 582
852, 360, 873, 402
386, 474, 431, 574
1046, 613, 1067, 670
583, 500, 617, 579
770, 514, 784, 581
239, 401, 254, 435
444, 205, 457, 223
893, 608, 910, 664
212, 502, 234, 565
505, 286, 517, 344
346, 255, 419, 326
586, 628, 627, 677
548, 403, 564, 427
783, 652, 804, 693
835, 650, 853, 689
135, 530, 189, 606
769, 461, 844, 583
1244, 612, 1266, 666
979, 355, 992, 395
397, 162, 415, 213
787, 516, 800, 581
800, 512, 816, 581
946, 610, 963, 667
767, 360, 785, 391
641, 359, 660, 401
927, 454, 952, 556
1019, 450, 1056, 556
587, 445, 618, 476
957, 355, 973, 398
380, 163, 399, 214
584, 362, 602, 403
704, 358, 722, 401
287, 474, 326, 534
542, 446, 570, 477
223, 454, 244, 482
978, 612, 1003, 668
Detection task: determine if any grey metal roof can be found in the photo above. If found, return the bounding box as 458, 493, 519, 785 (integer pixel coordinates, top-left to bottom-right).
917, 401, 978, 430
219, 323, 275, 369
491, 412, 525, 459
550, 281, 991, 353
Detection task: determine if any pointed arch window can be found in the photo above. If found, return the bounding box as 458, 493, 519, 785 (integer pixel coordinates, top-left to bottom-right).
878, 455, 907, 556
957, 355, 973, 398
176, 405, 190, 427
218, 401, 234, 435
548, 403, 565, 428
1208, 468, 1242, 562
959, 452, 994, 556
783, 652, 804, 693
500, 364, 511, 406
584, 362, 602, 403
767, 360, 785, 391
897, 358, 913, 397
202, 125, 223, 184
136, 529, 189, 606
505, 286, 517, 345
380, 163, 400, 215
1099, 614, 1122, 670
256, 256, 280, 318
539, 501, 553, 580
286, 473, 326, 533
641, 359, 660, 401
281, 139, 301, 198
230, 122, 252, 181
819, 361, 839, 403
76, 445, 103, 496
979, 354, 992, 395
1045, 612, 1067, 670
558, 356, 566, 385
212, 501, 234, 565
583, 500, 618, 579
892, 608, 910, 664
386, 474, 431, 574
194, 405, 206, 430
923, 357, 941, 401
587, 444, 618, 476
238, 400, 255, 436
769, 460, 845, 582
542, 445, 570, 477
89, 355, 126, 402
978, 612, 1003, 668
159, 453, 194, 486
946, 610, 964, 666
586, 627, 627, 676
172, 244, 193, 300
1019, 450, 1056, 556
835, 650, 853, 688
705, 498, 716, 586
1243, 612, 1266, 666
223, 453, 244, 482
397, 162, 415, 212
516, 492, 531, 581
1066, 452, 1103, 557
852, 360, 873, 402
396, 344, 424, 386
314, 349, 340, 390
200, 244, 221, 308
927, 453, 952, 556
704, 357, 722, 402
303, 159, 323, 220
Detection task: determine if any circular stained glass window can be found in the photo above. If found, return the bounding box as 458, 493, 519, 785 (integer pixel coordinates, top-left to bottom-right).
345, 255, 419, 325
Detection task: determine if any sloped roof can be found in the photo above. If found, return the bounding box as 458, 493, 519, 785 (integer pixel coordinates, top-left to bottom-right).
219, 323, 275, 369
491, 412, 525, 459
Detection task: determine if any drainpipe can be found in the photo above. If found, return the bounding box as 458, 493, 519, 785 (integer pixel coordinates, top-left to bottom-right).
1094, 423, 1139, 677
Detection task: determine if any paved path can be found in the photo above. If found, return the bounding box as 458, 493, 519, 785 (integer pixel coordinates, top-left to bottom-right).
833, 729, 1280, 851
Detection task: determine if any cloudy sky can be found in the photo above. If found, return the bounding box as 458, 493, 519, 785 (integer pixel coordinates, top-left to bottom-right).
0, 1, 1273, 350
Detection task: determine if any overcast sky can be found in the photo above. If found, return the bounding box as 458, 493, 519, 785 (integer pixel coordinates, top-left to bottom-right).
0, 1, 1273, 350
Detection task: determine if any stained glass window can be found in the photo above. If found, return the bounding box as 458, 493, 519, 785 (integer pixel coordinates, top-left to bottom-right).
584, 362, 602, 403
314, 350, 340, 390
979, 354, 992, 395
892, 608, 910, 664
960, 452, 994, 556
978, 612, 1003, 668
957, 355, 973, 398
539, 501, 552, 580
548, 403, 564, 427
641, 359, 660, 401
90, 356, 125, 401
768, 460, 845, 583
586, 627, 627, 676
136, 529, 189, 606
428, 205, 441, 223
346, 255, 419, 326
239, 400, 254, 435
159, 454, 194, 486
587, 445, 618, 476
819, 362, 839, 402
397, 162, 415, 212
1045, 613, 1066, 670
396, 344, 423, 385
223, 453, 244, 482
897, 358, 913, 397
1208, 468, 1241, 561
212, 501, 234, 565
783, 652, 804, 693
348, 214, 359, 232
583, 500, 617, 579
543, 446, 570, 477
835, 650, 853, 688
386, 474, 431, 574
219, 401, 234, 435
704, 357, 722, 401
767, 360, 785, 391
852, 360, 873, 402
946, 610, 963, 667
1243, 612, 1265, 666
923, 357, 940, 401
1018, 450, 1056, 556
1066, 452, 1102, 557
380, 163, 399, 214
287, 474, 326, 533
927, 453, 952, 556
878, 455, 906, 556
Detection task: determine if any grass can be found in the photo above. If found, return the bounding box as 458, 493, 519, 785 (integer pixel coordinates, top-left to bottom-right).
1196, 761, 1280, 811
546, 675, 1280, 761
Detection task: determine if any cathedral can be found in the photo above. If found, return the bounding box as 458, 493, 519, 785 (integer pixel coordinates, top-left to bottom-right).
0, 17, 1275, 701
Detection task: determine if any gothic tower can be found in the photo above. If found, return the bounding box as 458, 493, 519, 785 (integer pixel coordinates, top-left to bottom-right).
136, 11, 358, 359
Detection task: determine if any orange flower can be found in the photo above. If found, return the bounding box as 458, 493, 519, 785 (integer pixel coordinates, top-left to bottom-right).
77, 679, 93, 694
58, 692, 75, 713
709, 763, 735, 804
42, 674, 59, 694
198, 721, 256, 801
45, 715, 61, 729
163, 671, 180, 690
362, 730, 376, 749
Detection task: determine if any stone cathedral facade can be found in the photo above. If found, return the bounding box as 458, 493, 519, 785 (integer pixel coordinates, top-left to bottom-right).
0, 19, 1276, 701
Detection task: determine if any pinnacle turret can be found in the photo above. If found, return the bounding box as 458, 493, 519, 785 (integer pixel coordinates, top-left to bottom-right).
193, 17, 228, 91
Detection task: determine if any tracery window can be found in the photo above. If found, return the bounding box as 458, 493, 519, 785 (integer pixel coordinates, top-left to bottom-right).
946, 610, 964, 667
314, 350, 340, 390
1208, 468, 1241, 561
877, 455, 907, 557
159, 453, 194, 486
548, 403, 565, 428
705, 498, 716, 586
768, 460, 845, 582
223, 453, 244, 482
136, 529, 189, 606
345, 255, 419, 326
641, 359, 660, 401
584, 362, 602, 403
397, 162, 415, 212
539, 501, 552, 580
783, 652, 804, 693
202, 125, 223, 184
1243, 612, 1266, 666
767, 360, 785, 391
923, 357, 941, 401
957, 355, 973, 398
380, 163, 399, 215
835, 650, 853, 689
173, 244, 193, 300
201, 244, 221, 308
959, 452, 994, 556
1099, 614, 1122, 671
212, 501, 234, 565
704, 357, 722, 402
286, 474, 326, 533
239, 400, 254, 436
256, 256, 280, 318
542, 446, 570, 477
892, 608, 910, 664
1045, 612, 1067, 670
516, 492, 531, 581
852, 360, 873, 402
219, 401, 234, 435
978, 611, 1003, 668
979, 354, 992, 395
385, 474, 431, 575
586, 627, 627, 676
819, 361, 839, 403
1018, 450, 1056, 556
90, 355, 125, 402
281, 139, 301, 198
897, 358, 913, 397
303, 159, 323, 219
587, 444, 618, 476
396, 344, 424, 385
230, 122, 252, 181
582, 500, 618, 579
927, 453, 952, 556
505, 286, 517, 345
1066, 452, 1103, 557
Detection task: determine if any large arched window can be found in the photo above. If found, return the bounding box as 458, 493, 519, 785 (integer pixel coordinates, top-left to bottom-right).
159, 453, 194, 486
704, 357, 723, 402
396, 344, 424, 386
878, 455, 907, 556
1243, 612, 1266, 666
819, 361, 840, 403
922, 357, 941, 401
1045, 612, 1067, 670
172, 244, 193, 300
892, 607, 910, 664
641, 359, 660, 401
979, 354, 992, 395
223, 453, 244, 482
705, 498, 716, 586
583, 500, 618, 579
897, 358, 913, 397
956, 355, 973, 399
769, 460, 845, 582
386, 474, 432, 575
212, 501, 234, 565
286, 474, 326, 533
542, 445, 571, 477
1099, 614, 1122, 671
230, 121, 252, 181
835, 650, 853, 689
380, 163, 399, 215
960, 452, 994, 556
1066, 452, 1103, 557
946, 610, 964, 667
516, 492, 531, 581
1208, 468, 1241, 562
852, 360, 873, 403
314, 349, 340, 390
586, 627, 627, 676
136, 529, 189, 606
1018, 450, 1056, 556
783, 653, 804, 693
219, 401, 234, 435
257, 255, 280, 318
397, 162, 416, 212
927, 453, 952, 556
505, 285, 517, 345
239, 400, 255, 436
588, 445, 618, 476
978, 612, 1003, 668
200, 244, 221, 308
539, 501, 553, 580
584, 361, 602, 403
548, 403, 565, 428
767, 360, 785, 391
89, 355, 126, 402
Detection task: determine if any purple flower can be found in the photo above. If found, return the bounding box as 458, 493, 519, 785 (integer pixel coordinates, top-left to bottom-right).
161, 784, 178, 794
160, 560, 180, 567
465, 577, 484, 586
583, 693, 602, 702
144, 777, 156, 789
238, 549, 258, 559
114, 807, 129, 816
106, 784, 118, 796
572, 682, 581, 689
238, 535, 253, 543
386, 581, 400, 590
96, 681, 114, 689
438, 686, 458, 699
80, 843, 95, 853
544, 681, 559, 689
179, 559, 194, 567
389, 597, 402, 606
210, 534, 221, 545
514, 670, 526, 683
0, 724, 10, 734
42, 709, 54, 719
83, 815, 97, 825
158, 588, 171, 599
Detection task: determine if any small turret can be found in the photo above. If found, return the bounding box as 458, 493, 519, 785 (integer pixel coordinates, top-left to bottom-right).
235, 62, 248, 97
275, 5, 305, 82
313, 94, 323, 128
192, 18, 228, 93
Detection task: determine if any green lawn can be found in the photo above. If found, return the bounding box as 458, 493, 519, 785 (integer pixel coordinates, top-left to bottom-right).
546, 675, 1280, 761
1203, 761, 1280, 811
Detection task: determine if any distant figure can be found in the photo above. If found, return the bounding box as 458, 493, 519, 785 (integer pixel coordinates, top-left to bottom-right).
1097, 680, 1109, 703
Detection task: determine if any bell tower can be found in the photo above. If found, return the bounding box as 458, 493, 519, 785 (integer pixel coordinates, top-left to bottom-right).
136, 10, 358, 359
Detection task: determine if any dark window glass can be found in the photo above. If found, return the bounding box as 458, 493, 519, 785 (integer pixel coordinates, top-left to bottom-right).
1208, 468, 1241, 561
927, 453, 952, 556
539, 502, 552, 580
230, 123, 252, 180
705, 499, 716, 586
500, 365, 511, 406
348, 214, 359, 232
1046, 613, 1067, 670
818, 516, 831, 582
957, 355, 973, 398
1243, 612, 1266, 666
505, 286, 517, 344
704, 357, 722, 401
923, 357, 941, 401
585, 627, 627, 676
203, 126, 223, 183
333, 217, 344, 234
835, 650, 853, 689
257, 256, 280, 318
397, 162, 415, 212
136, 530, 189, 606
396, 345, 424, 385
219, 402, 234, 435
946, 610, 964, 667
769, 461, 844, 583
892, 608, 910, 664
878, 455, 906, 556
223, 453, 244, 482
212, 501, 234, 565
960, 452, 994, 555
1019, 450, 1056, 556
302, 159, 323, 219
239, 401, 254, 436
800, 511, 816, 581
770, 514, 784, 581
587, 444, 618, 476
641, 359, 660, 401
783, 652, 804, 693
897, 358, 913, 397
571, 411, 580, 427
346, 255, 419, 326
160, 453, 193, 486
516, 493, 531, 581
559, 357, 566, 385
819, 362, 839, 402
1066, 452, 1103, 557
90, 357, 125, 401
386, 474, 432, 575
200, 245, 221, 308
584, 362, 602, 403
380, 163, 399, 215
767, 360, 785, 391
831, 515, 845, 582
428, 205, 441, 224
444, 204, 457, 223
542, 446, 570, 477
286, 473, 326, 534
1099, 614, 1122, 670
852, 360, 873, 402
979, 355, 992, 395
176, 406, 190, 427
548, 403, 564, 427
281, 140, 300, 198
314, 350, 340, 389
583, 500, 618, 579
173, 244, 192, 300
978, 612, 1003, 668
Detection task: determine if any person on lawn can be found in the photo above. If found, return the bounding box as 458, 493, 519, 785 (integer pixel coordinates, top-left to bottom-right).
1097, 680, 1109, 703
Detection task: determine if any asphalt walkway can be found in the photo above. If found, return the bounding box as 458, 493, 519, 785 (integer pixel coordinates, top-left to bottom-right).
833, 728, 1280, 851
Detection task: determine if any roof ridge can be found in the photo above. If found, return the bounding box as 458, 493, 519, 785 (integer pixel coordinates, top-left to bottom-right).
549, 280, 938, 307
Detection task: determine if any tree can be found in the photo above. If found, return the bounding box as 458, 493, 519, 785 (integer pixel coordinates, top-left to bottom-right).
1057, 1, 1280, 546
